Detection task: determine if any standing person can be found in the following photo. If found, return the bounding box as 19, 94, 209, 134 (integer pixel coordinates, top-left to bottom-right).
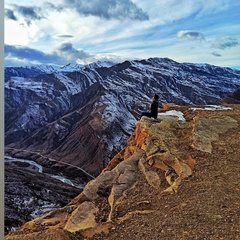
140, 94, 161, 119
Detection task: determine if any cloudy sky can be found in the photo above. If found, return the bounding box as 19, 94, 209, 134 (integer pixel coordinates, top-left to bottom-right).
4, 0, 240, 69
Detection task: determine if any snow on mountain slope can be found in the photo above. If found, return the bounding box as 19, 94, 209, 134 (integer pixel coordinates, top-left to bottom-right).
5, 57, 240, 175
4, 61, 117, 80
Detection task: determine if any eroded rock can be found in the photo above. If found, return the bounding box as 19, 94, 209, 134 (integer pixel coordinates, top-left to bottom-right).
6, 105, 240, 240
192, 116, 238, 153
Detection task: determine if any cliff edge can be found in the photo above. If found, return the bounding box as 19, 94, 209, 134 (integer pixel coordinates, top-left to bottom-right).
5, 104, 240, 240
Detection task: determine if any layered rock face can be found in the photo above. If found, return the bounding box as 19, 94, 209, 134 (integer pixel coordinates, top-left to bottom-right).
5, 104, 240, 240
5, 81, 109, 177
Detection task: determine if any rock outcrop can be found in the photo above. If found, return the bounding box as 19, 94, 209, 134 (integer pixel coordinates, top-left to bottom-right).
5, 104, 240, 240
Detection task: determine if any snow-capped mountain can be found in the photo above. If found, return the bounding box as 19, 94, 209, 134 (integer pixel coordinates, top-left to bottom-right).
5, 57, 240, 176
4, 61, 117, 80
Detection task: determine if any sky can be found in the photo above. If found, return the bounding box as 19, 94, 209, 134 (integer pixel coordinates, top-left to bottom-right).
4, 0, 240, 69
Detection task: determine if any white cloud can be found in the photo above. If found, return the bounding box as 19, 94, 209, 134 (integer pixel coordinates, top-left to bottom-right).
55, 35, 74, 38
211, 51, 222, 57
212, 37, 239, 50
133, 0, 233, 22
4, 0, 240, 68
4, 20, 29, 45
63, 0, 149, 20
177, 30, 205, 41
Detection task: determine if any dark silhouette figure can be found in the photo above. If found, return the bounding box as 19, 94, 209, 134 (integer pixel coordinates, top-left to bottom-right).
140, 94, 162, 119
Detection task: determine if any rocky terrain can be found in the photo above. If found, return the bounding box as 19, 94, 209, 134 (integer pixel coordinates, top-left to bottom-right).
5, 104, 240, 240
4, 58, 240, 237
5, 58, 240, 178
4, 162, 81, 234
220, 88, 240, 104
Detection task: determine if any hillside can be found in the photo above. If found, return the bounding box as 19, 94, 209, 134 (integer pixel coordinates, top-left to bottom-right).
5, 104, 240, 240
220, 88, 240, 104
5, 58, 240, 178
4, 162, 81, 234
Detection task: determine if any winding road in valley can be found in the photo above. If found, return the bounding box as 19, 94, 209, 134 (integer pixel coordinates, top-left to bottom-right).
5, 147, 95, 189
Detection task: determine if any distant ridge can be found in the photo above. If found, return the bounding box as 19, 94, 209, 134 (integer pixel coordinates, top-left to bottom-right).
5, 57, 240, 176
220, 88, 240, 104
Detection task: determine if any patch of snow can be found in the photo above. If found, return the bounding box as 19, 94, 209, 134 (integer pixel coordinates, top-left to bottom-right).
50, 175, 84, 189
6, 77, 43, 91
87, 60, 117, 69
30, 203, 61, 219
158, 110, 186, 121
53, 73, 82, 94
190, 105, 232, 111
23, 197, 35, 207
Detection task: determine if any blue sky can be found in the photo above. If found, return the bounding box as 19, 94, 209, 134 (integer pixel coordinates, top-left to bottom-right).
4, 0, 240, 69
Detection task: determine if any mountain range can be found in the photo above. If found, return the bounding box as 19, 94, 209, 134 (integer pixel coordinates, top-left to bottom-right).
4, 58, 240, 233
5, 58, 240, 177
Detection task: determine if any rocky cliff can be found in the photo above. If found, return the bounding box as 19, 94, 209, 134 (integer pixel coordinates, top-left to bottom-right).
5, 104, 240, 240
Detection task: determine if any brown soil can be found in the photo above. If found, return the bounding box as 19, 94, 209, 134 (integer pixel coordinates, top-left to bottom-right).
5, 105, 240, 240
91, 105, 240, 240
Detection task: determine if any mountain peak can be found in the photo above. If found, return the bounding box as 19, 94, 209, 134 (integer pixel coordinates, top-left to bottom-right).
5, 104, 240, 240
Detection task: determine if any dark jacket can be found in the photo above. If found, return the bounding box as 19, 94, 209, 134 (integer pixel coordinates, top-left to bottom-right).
150, 101, 158, 119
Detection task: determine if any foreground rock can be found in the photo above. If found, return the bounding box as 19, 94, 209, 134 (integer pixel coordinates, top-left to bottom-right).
5, 104, 240, 240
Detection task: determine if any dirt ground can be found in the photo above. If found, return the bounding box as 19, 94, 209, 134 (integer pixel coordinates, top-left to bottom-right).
5, 105, 240, 240
91, 105, 240, 240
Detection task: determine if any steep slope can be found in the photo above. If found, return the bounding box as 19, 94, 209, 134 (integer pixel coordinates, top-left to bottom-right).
220, 88, 240, 104
5, 162, 81, 234
5, 58, 240, 177
5, 81, 108, 176
5, 104, 240, 240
